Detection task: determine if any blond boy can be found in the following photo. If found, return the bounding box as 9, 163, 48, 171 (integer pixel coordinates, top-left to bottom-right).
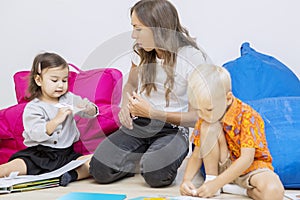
180, 64, 284, 200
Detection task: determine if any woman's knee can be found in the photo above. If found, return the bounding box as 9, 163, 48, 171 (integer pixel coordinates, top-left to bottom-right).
140, 146, 187, 187
89, 156, 116, 184
89, 155, 135, 184
140, 154, 186, 187
142, 166, 177, 188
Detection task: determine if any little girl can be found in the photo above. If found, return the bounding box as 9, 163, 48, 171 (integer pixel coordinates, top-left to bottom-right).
0, 52, 98, 186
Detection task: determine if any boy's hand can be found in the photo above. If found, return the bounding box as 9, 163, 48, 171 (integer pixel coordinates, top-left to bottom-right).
180, 181, 197, 196
197, 180, 220, 198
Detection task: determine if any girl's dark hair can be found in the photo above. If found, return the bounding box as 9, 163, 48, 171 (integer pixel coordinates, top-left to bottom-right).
130, 0, 207, 106
26, 52, 68, 101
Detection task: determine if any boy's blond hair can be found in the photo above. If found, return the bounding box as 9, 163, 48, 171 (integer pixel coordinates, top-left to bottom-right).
188, 64, 232, 109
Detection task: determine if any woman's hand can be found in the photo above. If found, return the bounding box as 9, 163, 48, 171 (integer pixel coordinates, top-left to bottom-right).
127, 91, 153, 119
118, 104, 134, 130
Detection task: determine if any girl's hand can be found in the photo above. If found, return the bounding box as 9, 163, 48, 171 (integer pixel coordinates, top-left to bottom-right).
180, 181, 197, 196
77, 98, 89, 109
55, 107, 72, 124
77, 98, 97, 116
127, 91, 153, 119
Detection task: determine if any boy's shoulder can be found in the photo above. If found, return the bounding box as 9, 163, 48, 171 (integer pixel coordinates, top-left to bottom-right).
230, 97, 259, 114
223, 97, 263, 124
238, 98, 262, 118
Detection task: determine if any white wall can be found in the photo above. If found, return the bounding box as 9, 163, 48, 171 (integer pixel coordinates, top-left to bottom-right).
1, 0, 299, 109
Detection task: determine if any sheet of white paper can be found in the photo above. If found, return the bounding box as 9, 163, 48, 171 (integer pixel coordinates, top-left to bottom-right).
54, 103, 72, 109
72, 106, 85, 114
170, 197, 210, 200
54, 103, 85, 115
133, 195, 210, 200
285, 193, 300, 200
7, 171, 19, 179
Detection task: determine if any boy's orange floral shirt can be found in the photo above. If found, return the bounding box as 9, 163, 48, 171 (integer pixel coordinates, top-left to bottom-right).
191, 97, 273, 175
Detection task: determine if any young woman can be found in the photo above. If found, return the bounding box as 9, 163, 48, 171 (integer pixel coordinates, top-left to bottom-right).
90, 0, 212, 187
0, 52, 98, 186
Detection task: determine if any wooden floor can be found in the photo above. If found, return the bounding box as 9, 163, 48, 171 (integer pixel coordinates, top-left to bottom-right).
0, 158, 298, 200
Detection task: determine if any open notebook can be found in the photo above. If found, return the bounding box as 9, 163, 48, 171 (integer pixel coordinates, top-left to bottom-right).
0, 158, 88, 194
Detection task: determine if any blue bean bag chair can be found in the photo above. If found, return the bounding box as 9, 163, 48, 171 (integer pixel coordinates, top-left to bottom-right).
223, 42, 300, 189
224, 42, 300, 101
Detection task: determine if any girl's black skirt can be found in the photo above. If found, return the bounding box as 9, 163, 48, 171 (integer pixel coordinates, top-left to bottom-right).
9, 145, 82, 175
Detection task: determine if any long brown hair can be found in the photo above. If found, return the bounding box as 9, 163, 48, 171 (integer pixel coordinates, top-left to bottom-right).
26, 52, 69, 101
131, 0, 204, 106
